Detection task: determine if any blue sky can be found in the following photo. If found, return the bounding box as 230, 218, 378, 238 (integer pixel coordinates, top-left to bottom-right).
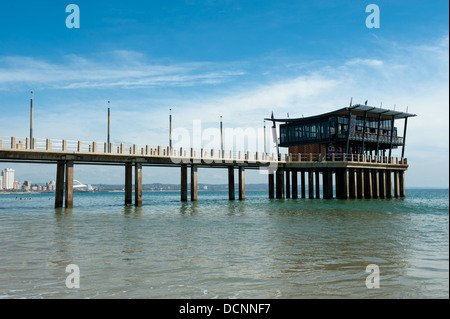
0, 0, 448, 187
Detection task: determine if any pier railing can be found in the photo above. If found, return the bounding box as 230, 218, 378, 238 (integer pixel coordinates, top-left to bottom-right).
0, 136, 407, 165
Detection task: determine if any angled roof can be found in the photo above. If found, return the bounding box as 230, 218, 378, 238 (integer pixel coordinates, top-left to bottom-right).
265, 104, 417, 123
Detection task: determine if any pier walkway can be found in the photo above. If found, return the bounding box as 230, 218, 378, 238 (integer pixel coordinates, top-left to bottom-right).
0, 136, 408, 208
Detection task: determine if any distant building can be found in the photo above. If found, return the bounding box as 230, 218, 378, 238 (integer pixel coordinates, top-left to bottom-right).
0, 175, 3, 190
47, 180, 55, 191
23, 180, 31, 191
1, 168, 15, 190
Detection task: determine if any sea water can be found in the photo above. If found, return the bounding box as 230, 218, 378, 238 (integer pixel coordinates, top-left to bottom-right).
0, 189, 448, 299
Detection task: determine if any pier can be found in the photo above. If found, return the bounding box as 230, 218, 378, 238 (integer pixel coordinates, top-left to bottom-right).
0, 135, 408, 208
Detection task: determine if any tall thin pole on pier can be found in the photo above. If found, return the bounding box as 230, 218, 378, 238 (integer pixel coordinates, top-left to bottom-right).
264, 120, 266, 154
107, 101, 111, 153
169, 108, 172, 150
30, 91, 34, 149
220, 115, 223, 154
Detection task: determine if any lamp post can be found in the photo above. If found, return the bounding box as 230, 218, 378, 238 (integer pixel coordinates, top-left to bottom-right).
107, 101, 111, 153
220, 115, 223, 154
264, 120, 266, 154
169, 108, 172, 150
30, 91, 34, 150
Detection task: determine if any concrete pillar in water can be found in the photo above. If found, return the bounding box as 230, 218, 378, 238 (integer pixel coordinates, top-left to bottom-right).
379, 170, 386, 199
292, 170, 298, 199
364, 168, 373, 199
399, 170, 405, 197
268, 172, 274, 199
135, 163, 143, 207
357, 169, 365, 199
394, 170, 400, 198
308, 169, 314, 199
315, 170, 321, 199
181, 165, 188, 202
336, 168, 349, 199
65, 161, 74, 208
191, 165, 198, 201
228, 166, 235, 200
385, 170, 393, 198
55, 161, 65, 208
349, 168, 357, 199
125, 164, 133, 205
322, 169, 333, 199
300, 170, 306, 199
285, 169, 291, 199
238, 166, 245, 200
276, 168, 284, 199
372, 170, 379, 199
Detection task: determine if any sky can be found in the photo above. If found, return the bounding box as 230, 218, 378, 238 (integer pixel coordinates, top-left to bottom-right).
0, 0, 448, 187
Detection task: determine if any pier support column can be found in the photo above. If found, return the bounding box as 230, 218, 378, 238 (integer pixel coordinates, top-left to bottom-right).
135, 163, 143, 207
336, 168, 349, 199
268, 172, 274, 199
191, 165, 198, 201
349, 169, 357, 199
285, 169, 291, 199
181, 165, 188, 202
292, 170, 298, 199
228, 166, 235, 200
379, 170, 386, 199
394, 170, 400, 198
55, 161, 65, 208
308, 169, 314, 199
300, 170, 306, 199
372, 170, 379, 199
65, 161, 74, 208
276, 168, 284, 199
238, 166, 245, 200
364, 169, 373, 199
399, 170, 405, 198
315, 170, 321, 199
357, 169, 365, 199
322, 169, 333, 199
125, 164, 133, 205
386, 170, 393, 198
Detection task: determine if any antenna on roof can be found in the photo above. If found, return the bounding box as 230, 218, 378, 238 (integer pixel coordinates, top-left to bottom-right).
380, 102, 383, 108
406, 106, 409, 113
365, 100, 368, 105
287, 113, 289, 118
349, 97, 353, 107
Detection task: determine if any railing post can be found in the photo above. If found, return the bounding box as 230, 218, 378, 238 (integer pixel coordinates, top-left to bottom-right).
78, 141, 82, 152
11, 137, 16, 150
46, 138, 52, 151
92, 142, 97, 153
62, 140, 67, 151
